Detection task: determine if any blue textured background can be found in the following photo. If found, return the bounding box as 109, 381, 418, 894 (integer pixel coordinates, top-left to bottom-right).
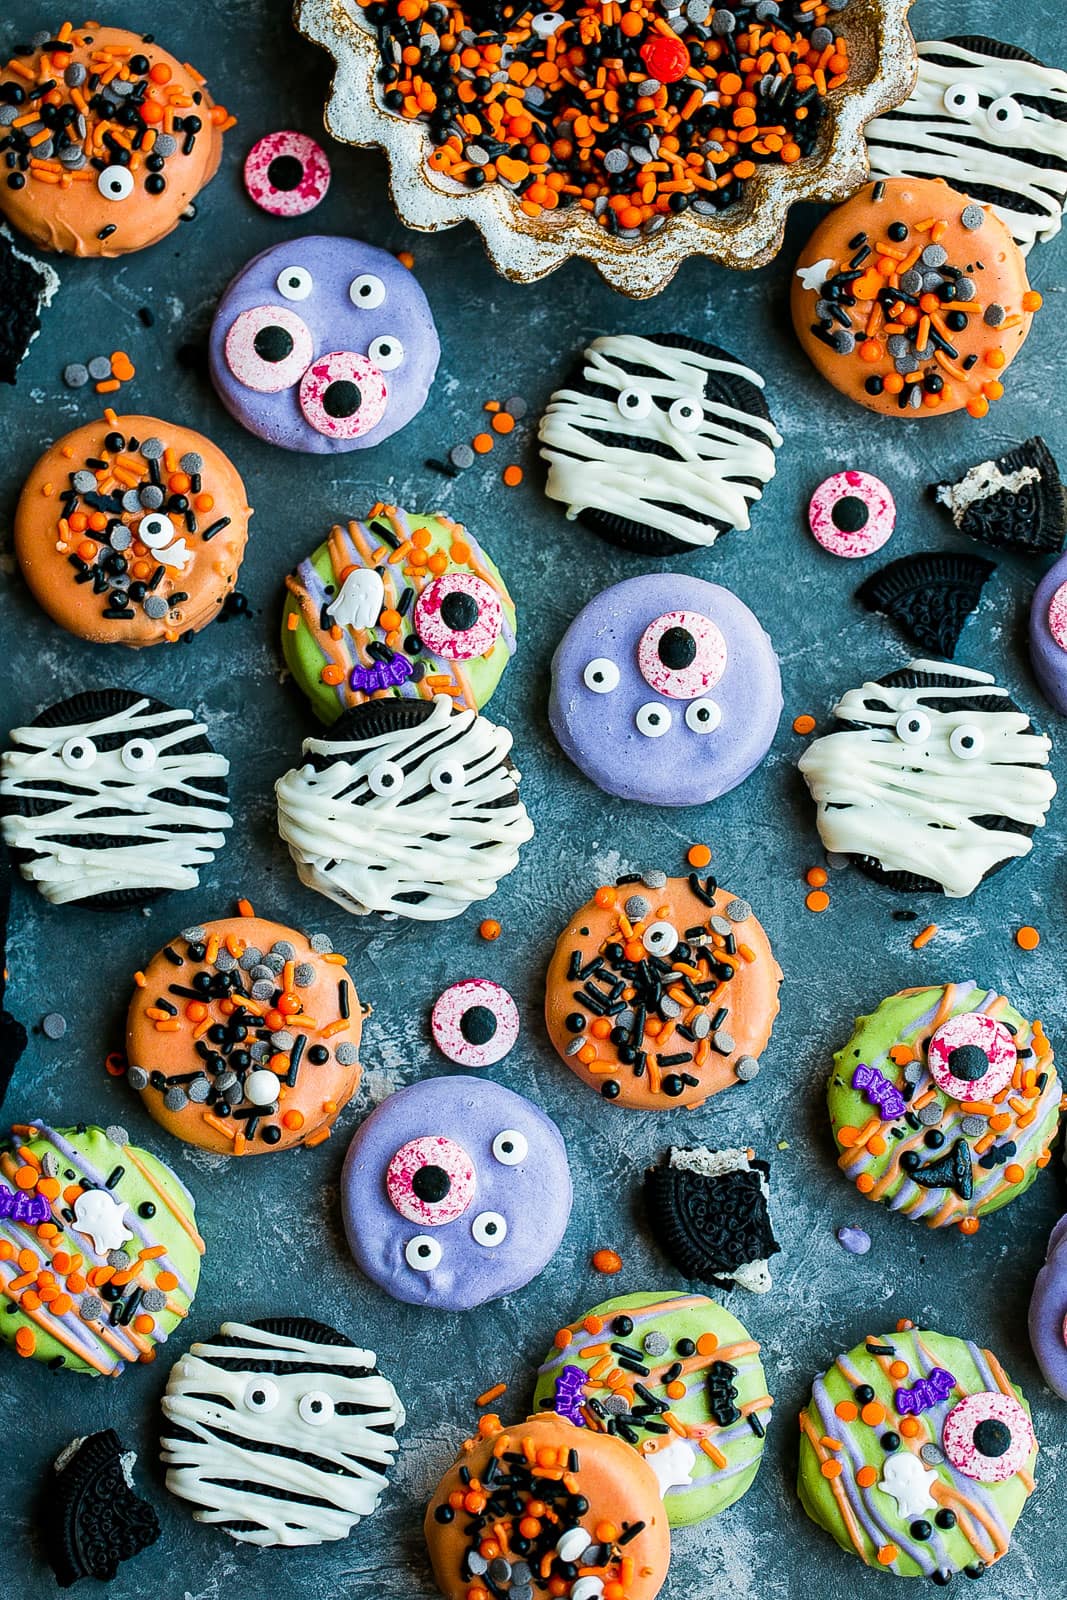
0, 2, 1064, 1596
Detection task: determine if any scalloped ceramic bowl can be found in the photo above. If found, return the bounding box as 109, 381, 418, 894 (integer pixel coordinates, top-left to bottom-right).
295, 0, 918, 298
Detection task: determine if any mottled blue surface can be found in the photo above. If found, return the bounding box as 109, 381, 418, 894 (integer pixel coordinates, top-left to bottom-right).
0, 2, 1064, 1597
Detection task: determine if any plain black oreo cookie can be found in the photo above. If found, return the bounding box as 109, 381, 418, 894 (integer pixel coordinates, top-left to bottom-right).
0, 688, 230, 911
543, 333, 778, 557
856, 552, 996, 658
645, 1148, 780, 1289
930, 437, 1067, 556
41, 1429, 161, 1587
0, 224, 59, 385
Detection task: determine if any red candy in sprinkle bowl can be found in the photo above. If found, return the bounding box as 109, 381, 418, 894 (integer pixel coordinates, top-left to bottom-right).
244, 130, 332, 215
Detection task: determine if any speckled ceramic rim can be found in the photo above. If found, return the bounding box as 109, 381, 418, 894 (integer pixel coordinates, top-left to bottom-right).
294, 0, 918, 298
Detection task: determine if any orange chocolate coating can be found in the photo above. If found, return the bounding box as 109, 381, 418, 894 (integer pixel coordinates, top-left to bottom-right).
545, 875, 781, 1110
0, 25, 228, 257
791, 178, 1037, 419
424, 1413, 671, 1600
126, 917, 362, 1156
15, 414, 251, 647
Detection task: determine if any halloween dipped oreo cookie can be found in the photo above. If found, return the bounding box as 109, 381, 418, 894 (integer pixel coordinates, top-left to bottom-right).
545, 868, 781, 1109
539, 333, 781, 556
15, 414, 252, 646
792, 177, 1041, 419
125, 916, 362, 1156
282, 506, 515, 724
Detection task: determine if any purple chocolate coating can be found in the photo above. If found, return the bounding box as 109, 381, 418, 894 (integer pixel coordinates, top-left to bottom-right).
208, 235, 439, 454
1029, 551, 1067, 716
340, 1076, 572, 1312
1029, 1213, 1067, 1400
548, 572, 782, 806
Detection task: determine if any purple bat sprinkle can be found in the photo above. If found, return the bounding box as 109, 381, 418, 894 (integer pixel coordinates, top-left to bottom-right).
554, 1364, 588, 1426
0, 1185, 50, 1223
349, 655, 413, 693
895, 1367, 956, 1415
836, 1225, 872, 1255
852, 1061, 907, 1121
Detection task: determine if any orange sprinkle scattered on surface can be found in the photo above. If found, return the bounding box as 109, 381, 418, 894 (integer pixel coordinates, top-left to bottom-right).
687, 843, 712, 869
472, 432, 494, 454
396, 250, 415, 268
502, 465, 523, 487
793, 713, 816, 734
911, 923, 938, 950
1016, 926, 1040, 951
591, 1248, 622, 1274
805, 889, 830, 913
805, 866, 828, 888
479, 919, 502, 941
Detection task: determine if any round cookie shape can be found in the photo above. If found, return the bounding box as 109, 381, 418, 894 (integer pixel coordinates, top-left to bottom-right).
340, 1075, 572, 1311
798, 1326, 1037, 1581
549, 572, 781, 807
1029, 1214, 1067, 1399
161, 1316, 404, 1547
866, 37, 1067, 255
425, 1411, 670, 1600
539, 333, 782, 556
282, 507, 516, 723
828, 983, 1060, 1230
0, 689, 232, 910
0, 26, 229, 257
798, 658, 1056, 897
546, 871, 781, 1109
791, 178, 1039, 418
126, 916, 362, 1156
14, 414, 252, 646
276, 694, 534, 922
1029, 549, 1067, 716
0, 1119, 204, 1376
533, 1292, 772, 1527
208, 235, 439, 453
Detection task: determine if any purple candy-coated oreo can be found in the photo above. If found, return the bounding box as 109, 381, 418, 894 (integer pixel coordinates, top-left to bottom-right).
1030, 551, 1067, 716
208, 235, 440, 455
1029, 1212, 1067, 1399
548, 572, 782, 807
340, 1075, 572, 1312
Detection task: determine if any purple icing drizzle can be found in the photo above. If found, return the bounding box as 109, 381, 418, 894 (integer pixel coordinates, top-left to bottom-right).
852, 1061, 906, 1120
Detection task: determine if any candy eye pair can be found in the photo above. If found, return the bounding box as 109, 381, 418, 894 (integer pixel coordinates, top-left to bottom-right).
60, 737, 157, 773
242, 1379, 334, 1426
943, 83, 1023, 131
366, 756, 467, 799
895, 709, 984, 759
616, 388, 704, 433
274, 267, 388, 312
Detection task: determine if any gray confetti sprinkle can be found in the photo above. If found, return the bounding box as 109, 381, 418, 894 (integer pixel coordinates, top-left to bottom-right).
79, 1295, 104, 1322
601, 1393, 630, 1414
251, 965, 275, 982
239, 946, 264, 970
899, 269, 923, 295
604, 147, 630, 175
72, 469, 96, 492
466, 145, 490, 166
660, 996, 683, 1020
141, 1288, 167, 1312
709, 916, 732, 936
643, 1330, 669, 1356
163, 1087, 188, 1111
154, 133, 178, 157
59, 145, 86, 170
42, 1012, 67, 1039
87, 355, 112, 381
105, 1125, 129, 1147
139, 437, 164, 460
262, 953, 285, 973
960, 1115, 987, 1137
712, 7, 736, 31
214, 949, 237, 972
42, 1152, 60, 1177
65, 62, 87, 87
0, 106, 16, 127
917, 1101, 943, 1127
127, 1066, 149, 1091
294, 962, 315, 987
886, 334, 910, 359
830, 331, 855, 355
181, 926, 206, 943
271, 1031, 295, 1052
919, 1443, 945, 1466
450, 443, 475, 470
904, 1061, 924, 1084
214, 1070, 238, 1094
691, 1013, 711, 1039
955, 277, 976, 302
110, 77, 134, 96
142, 596, 168, 620
920, 243, 947, 269
642, 870, 667, 889
271, 941, 297, 962
826, 852, 850, 870
810, 25, 832, 47
187, 1077, 211, 1103
466, 1553, 488, 1577
309, 934, 333, 953
908, 385, 923, 409
735, 1055, 760, 1081
713, 1029, 735, 1055
724, 898, 750, 923
984, 303, 1005, 327
139, 484, 164, 509
754, 0, 779, 14
624, 895, 650, 920
179, 452, 203, 474
107, 1249, 129, 1269
335, 1041, 359, 1065
121, 490, 144, 514
488, 1558, 512, 1585
565, 1037, 585, 1056
960, 204, 984, 231
251, 979, 275, 1001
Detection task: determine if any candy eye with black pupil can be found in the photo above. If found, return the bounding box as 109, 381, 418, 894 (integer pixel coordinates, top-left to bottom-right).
298, 1390, 335, 1426
350, 274, 386, 309
243, 1378, 279, 1413
387, 1135, 475, 1224
686, 698, 721, 733
617, 387, 652, 420
276, 265, 313, 301
244, 131, 331, 217
369, 334, 404, 371
431, 979, 520, 1067
636, 703, 671, 737
413, 573, 503, 662
668, 396, 703, 433
368, 759, 404, 797
98, 164, 134, 201
472, 1211, 507, 1247
895, 709, 931, 744
807, 470, 896, 558
988, 96, 1022, 131
225, 304, 313, 392
637, 610, 727, 700
944, 82, 979, 118
429, 759, 465, 795
61, 737, 97, 770
405, 1235, 441, 1271
492, 1129, 528, 1165
121, 738, 158, 772
949, 724, 984, 760
942, 1391, 1034, 1482
583, 658, 619, 693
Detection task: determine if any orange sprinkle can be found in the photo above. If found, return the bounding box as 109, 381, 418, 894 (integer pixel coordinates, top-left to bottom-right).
592, 1248, 622, 1274
476, 1382, 508, 1406
911, 923, 938, 950
479, 919, 502, 940
792, 713, 816, 735
805, 866, 827, 888
472, 432, 494, 454
502, 465, 523, 487
805, 888, 830, 913
1016, 925, 1040, 951
687, 843, 712, 869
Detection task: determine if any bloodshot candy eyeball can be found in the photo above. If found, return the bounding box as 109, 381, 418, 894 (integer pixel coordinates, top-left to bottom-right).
340, 1076, 572, 1311
209, 236, 439, 453
808, 470, 896, 558
548, 572, 781, 807
431, 980, 520, 1067
244, 132, 331, 217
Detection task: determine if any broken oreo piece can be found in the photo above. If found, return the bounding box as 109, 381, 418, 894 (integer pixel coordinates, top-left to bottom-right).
42, 1430, 160, 1587
645, 1146, 780, 1293
931, 437, 1067, 556
856, 551, 996, 657
0, 223, 59, 385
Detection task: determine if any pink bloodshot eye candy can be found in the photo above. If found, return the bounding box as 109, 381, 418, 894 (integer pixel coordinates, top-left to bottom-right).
244, 130, 331, 217
941, 1390, 1034, 1482
431, 979, 520, 1068
927, 1010, 1017, 1101
637, 609, 727, 699
808, 469, 896, 558
386, 1135, 476, 1224
415, 573, 504, 661
225, 304, 314, 392
1047, 581, 1067, 652
299, 351, 389, 438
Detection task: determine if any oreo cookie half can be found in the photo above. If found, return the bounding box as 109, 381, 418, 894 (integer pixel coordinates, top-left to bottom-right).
42, 1429, 160, 1587
0, 224, 59, 385
856, 551, 996, 657
160, 1315, 404, 1547
0, 688, 231, 910
539, 332, 781, 556
931, 437, 1067, 556
798, 661, 1057, 897
645, 1146, 780, 1293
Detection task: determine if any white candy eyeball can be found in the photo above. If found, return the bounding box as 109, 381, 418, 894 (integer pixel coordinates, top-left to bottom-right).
895, 709, 931, 745
988, 95, 1023, 132
368, 760, 404, 797
298, 1390, 335, 1426
944, 82, 979, 119
685, 697, 721, 733
472, 1211, 507, 1248
97, 164, 134, 201
430, 759, 465, 795
642, 920, 679, 957
583, 658, 620, 694
120, 738, 157, 772
61, 736, 97, 770
668, 396, 703, 433
492, 1129, 528, 1166
369, 334, 404, 370
350, 273, 386, 309
405, 1234, 441, 1271
242, 1377, 279, 1413
636, 702, 671, 738
276, 265, 313, 301
949, 724, 985, 760
617, 387, 652, 421
531, 10, 567, 35
138, 512, 176, 548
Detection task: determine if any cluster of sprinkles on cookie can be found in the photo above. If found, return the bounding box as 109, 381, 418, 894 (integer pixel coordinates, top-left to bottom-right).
362, 0, 850, 231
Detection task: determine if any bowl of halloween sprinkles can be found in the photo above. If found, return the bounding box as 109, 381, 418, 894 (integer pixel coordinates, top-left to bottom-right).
296, 0, 918, 296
